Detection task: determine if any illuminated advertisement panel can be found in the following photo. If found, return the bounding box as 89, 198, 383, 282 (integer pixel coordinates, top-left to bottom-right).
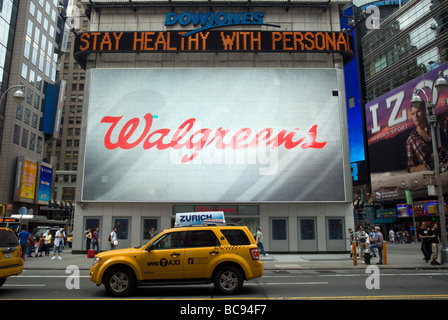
82, 68, 346, 202
14, 157, 37, 203
365, 63, 448, 202
36, 162, 53, 204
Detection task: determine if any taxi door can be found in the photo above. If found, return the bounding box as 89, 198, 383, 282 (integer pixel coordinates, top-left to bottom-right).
183, 230, 223, 280
141, 231, 186, 280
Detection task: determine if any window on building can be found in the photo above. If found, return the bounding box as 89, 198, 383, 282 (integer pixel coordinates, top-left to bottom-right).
29, 132, 36, 151
13, 125, 20, 145
24, 109, 30, 124
16, 104, 23, 120
21, 129, 28, 148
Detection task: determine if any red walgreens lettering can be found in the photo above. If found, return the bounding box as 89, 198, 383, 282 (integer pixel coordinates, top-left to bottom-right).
101, 113, 327, 163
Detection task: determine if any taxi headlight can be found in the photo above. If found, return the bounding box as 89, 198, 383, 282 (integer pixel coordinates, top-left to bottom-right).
92, 256, 102, 266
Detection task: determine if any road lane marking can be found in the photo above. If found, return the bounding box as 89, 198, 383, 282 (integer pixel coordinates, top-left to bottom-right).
3, 284, 46, 287
247, 282, 328, 285
15, 275, 89, 278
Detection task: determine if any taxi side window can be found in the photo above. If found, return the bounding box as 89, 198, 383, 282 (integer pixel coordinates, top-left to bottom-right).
152, 231, 186, 250
220, 229, 250, 245
186, 230, 220, 248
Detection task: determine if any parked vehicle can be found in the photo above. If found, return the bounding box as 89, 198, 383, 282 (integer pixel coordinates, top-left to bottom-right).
0, 228, 24, 288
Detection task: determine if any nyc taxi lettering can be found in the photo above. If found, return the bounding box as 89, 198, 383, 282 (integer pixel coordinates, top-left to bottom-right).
147, 258, 180, 267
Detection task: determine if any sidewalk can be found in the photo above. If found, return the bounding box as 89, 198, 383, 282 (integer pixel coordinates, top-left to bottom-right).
21, 242, 448, 271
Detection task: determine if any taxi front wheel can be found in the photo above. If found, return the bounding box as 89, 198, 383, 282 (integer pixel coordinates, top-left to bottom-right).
213, 266, 244, 295
104, 267, 136, 297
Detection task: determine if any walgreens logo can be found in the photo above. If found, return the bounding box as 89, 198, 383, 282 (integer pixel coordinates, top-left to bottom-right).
101, 113, 327, 168
165, 11, 280, 36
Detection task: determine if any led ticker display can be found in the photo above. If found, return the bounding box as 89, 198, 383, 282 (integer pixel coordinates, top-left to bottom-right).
74, 30, 354, 68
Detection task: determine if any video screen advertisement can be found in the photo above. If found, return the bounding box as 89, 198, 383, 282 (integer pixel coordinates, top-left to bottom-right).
81, 68, 348, 202
366, 63, 448, 202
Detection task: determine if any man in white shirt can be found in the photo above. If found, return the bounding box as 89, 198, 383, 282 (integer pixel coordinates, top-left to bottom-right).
110, 227, 118, 250
52, 228, 65, 260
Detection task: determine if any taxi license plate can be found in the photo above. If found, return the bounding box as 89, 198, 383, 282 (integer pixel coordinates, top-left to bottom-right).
4, 253, 12, 258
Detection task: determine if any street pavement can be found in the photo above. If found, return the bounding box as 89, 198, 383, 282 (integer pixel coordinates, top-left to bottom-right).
21, 242, 448, 271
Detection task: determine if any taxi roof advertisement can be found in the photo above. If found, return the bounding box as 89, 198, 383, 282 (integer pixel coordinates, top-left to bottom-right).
81, 68, 346, 202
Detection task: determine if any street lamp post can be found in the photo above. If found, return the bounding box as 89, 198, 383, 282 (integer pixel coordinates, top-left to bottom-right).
0, 84, 26, 218
0, 84, 25, 105
411, 71, 448, 264
0, 85, 26, 152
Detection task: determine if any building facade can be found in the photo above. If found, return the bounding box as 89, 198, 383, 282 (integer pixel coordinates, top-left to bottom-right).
0, 0, 61, 215
45, 0, 89, 210
361, 0, 448, 233
72, 0, 354, 253
363, 0, 448, 101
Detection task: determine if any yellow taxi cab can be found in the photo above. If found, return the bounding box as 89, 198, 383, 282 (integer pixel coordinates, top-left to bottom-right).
66, 231, 73, 248
0, 227, 24, 287
90, 212, 263, 296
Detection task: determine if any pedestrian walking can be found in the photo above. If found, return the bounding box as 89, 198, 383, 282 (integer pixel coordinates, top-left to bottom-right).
419, 222, 432, 263
110, 227, 118, 250
26, 232, 35, 257
34, 233, 44, 257
356, 226, 368, 263
85, 228, 93, 251
17, 227, 30, 260
52, 228, 65, 260
429, 223, 441, 266
44, 231, 52, 256
396, 230, 403, 244
256, 227, 268, 256
389, 229, 395, 244
369, 226, 384, 264
92, 227, 101, 254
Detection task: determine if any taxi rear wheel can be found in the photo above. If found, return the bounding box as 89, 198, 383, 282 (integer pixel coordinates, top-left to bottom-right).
104, 267, 135, 297
213, 266, 243, 295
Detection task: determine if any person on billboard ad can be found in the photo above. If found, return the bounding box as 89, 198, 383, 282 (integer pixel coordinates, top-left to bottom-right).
406, 100, 448, 173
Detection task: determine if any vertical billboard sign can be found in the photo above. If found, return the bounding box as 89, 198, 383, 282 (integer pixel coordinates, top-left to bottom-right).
14, 157, 38, 203
365, 63, 448, 201
82, 68, 346, 202
53, 79, 66, 139
36, 162, 53, 204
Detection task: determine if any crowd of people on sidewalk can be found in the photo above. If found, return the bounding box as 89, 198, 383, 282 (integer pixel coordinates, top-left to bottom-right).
348, 225, 385, 265
85, 227, 119, 254
16, 226, 67, 261
348, 222, 444, 266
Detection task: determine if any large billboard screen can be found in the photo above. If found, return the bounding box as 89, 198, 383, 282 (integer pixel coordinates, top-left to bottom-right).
81, 68, 346, 202
365, 63, 448, 202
